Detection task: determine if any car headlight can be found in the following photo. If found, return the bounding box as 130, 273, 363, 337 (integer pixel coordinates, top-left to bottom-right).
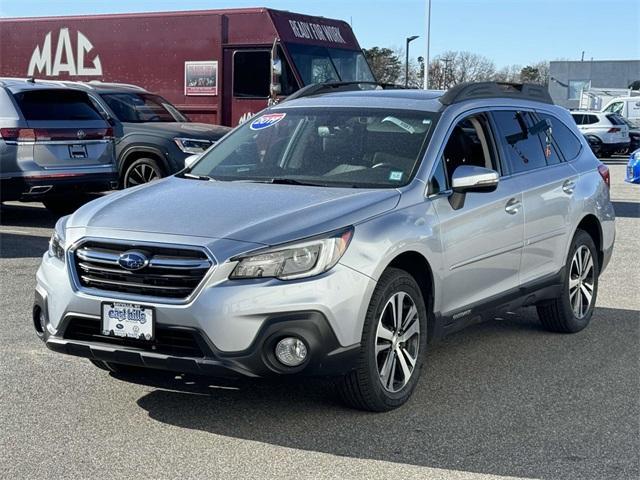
48, 217, 68, 262
230, 227, 354, 280
631, 149, 640, 161
174, 137, 214, 154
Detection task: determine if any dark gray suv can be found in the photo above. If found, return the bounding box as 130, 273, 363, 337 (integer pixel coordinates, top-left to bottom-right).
0, 78, 118, 214
48, 81, 230, 188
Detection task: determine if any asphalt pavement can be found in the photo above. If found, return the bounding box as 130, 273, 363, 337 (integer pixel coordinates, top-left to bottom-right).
0, 160, 638, 480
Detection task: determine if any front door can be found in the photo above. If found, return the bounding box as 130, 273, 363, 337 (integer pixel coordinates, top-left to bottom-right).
430, 112, 525, 317
222, 48, 271, 127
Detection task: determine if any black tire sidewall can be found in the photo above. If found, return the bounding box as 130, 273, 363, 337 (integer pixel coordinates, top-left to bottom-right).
558, 230, 599, 331
361, 269, 428, 409
123, 158, 163, 188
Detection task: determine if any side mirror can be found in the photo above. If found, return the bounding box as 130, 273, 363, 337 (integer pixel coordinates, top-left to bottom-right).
184, 154, 200, 168
272, 58, 283, 77
449, 165, 499, 210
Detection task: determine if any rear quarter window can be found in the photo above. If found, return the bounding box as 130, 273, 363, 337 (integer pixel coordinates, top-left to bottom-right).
539, 113, 582, 161
12, 89, 103, 121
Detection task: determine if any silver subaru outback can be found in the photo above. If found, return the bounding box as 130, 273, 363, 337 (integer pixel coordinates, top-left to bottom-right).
35, 82, 615, 411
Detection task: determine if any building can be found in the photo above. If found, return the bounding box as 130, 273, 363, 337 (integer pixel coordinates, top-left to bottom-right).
548, 60, 640, 109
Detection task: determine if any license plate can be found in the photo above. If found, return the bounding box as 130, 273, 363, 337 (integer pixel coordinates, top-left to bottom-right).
101, 302, 154, 341
69, 144, 87, 158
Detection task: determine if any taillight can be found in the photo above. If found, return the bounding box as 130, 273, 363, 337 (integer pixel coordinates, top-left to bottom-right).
607, 127, 620, 133
1, 128, 35, 142
0, 128, 112, 142
597, 163, 610, 188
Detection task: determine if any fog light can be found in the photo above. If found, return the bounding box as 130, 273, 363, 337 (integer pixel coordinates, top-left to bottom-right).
275, 337, 308, 367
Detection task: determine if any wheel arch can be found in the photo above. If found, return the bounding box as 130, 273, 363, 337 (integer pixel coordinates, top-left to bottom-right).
575, 214, 603, 268
384, 251, 436, 342
119, 146, 170, 182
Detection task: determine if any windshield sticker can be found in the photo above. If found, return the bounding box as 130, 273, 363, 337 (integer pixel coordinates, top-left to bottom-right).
389, 171, 403, 181
250, 113, 287, 130
382, 116, 416, 134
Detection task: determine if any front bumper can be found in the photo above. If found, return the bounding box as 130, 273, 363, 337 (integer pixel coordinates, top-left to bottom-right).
35, 250, 374, 378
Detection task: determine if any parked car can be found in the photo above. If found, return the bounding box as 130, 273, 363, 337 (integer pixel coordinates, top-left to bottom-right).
0, 78, 117, 214
602, 96, 640, 127
35, 82, 615, 411
626, 149, 640, 184
620, 116, 640, 153
45, 81, 231, 188
571, 111, 630, 157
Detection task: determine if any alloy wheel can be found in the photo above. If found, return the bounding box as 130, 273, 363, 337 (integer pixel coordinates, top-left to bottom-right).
126, 164, 160, 187
375, 291, 420, 393
569, 245, 595, 319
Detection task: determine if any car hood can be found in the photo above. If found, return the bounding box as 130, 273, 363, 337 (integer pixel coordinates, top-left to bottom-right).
69, 177, 400, 245
122, 122, 230, 140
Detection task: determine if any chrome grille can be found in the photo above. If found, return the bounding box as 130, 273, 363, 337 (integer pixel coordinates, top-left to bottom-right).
72, 241, 213, 299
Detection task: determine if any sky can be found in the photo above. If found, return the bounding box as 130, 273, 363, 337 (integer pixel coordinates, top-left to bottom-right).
1, 0, 639, 68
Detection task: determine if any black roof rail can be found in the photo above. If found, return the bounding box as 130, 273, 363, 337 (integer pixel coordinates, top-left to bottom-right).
282, 81, 403, 102
439, 82, 553, 106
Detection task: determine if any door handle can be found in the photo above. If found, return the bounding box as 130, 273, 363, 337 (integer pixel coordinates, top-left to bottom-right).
562, 179, 576, 195
505, 198, 521, 215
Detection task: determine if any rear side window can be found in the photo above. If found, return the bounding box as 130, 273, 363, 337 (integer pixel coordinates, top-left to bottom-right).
586, 115, 600, 124
492, 110, 547, 173
13, 89, 103, 121
538, 113, 582, 161
606, 114, 626, 125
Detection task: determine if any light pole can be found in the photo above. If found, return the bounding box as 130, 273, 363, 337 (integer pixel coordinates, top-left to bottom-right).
405, 35, 419, 88
424, 0, 431, 89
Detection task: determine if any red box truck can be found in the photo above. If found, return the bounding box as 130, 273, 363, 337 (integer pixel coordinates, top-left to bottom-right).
0, 8, 375, 126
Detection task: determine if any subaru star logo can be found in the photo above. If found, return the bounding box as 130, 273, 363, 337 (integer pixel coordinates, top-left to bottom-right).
118, 250, 149, 271
76, 130, 86, 139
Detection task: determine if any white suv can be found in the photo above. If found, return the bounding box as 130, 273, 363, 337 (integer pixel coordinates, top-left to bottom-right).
571, 111, 630, 157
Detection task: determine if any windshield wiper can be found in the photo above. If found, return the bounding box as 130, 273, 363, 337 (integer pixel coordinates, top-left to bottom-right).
182, 172, 215, 181
268, 178, 327, 187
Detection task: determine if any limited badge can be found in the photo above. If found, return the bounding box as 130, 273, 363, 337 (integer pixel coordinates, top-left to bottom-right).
250, 112, 286, 130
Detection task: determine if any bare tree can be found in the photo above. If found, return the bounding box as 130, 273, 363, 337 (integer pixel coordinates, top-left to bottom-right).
494, 64, 522, 83
427, 51, 496, 89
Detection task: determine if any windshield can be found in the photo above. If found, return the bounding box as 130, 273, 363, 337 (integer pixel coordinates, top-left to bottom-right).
188, 108, 436, 188
286, 43, 375, 84
100, 93, 187, 123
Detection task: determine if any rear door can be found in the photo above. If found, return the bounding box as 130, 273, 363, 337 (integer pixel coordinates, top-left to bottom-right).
491, 110, 578, 284
12, 88, 114, 169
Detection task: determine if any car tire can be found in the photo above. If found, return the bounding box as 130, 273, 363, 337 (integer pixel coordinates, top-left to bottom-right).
536, 229, 599, 333
122, 157, 164, 188
336, 268, 428, 412
42, 195, 89, 215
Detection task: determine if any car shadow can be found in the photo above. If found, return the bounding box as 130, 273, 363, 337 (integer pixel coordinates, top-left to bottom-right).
612, 201, 639, 219
0, 232, 49, 259
134, 307, 639, 479
0, 202, 58, 228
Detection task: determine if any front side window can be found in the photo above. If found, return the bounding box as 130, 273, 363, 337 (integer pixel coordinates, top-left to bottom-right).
440, 113, 499, 184
233, 50, 270, 98
603, 102, 624, 115
286, 43, 375, 85
189, 108, 437, 188
492, 110, 547, 174
571, 114, 585, 125
101, 93, 185, 123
